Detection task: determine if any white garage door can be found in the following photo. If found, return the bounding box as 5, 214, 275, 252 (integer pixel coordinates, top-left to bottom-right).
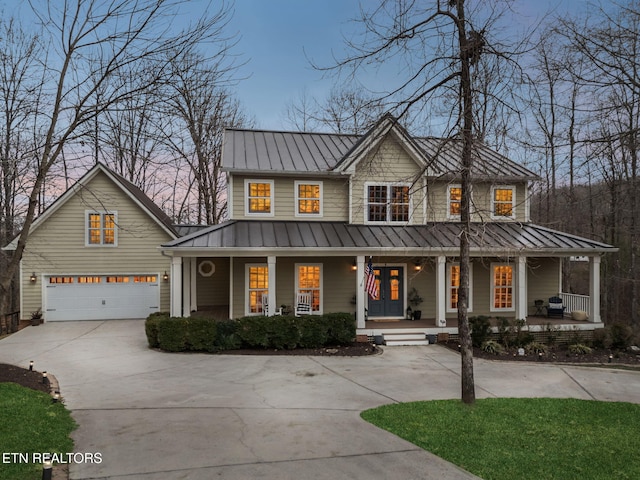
44, 275, 160, 321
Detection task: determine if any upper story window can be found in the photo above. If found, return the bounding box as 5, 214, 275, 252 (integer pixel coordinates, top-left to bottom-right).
492, 186, 516, 219
295, 181, 322, 217
245, 180, 274, 216
366, 183, 410, 223
86, 212, 116, 246
447, 185, 462, 220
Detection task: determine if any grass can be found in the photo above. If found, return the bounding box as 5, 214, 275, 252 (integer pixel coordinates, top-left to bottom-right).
0, 383, 77, 480
361, 398, 640, 480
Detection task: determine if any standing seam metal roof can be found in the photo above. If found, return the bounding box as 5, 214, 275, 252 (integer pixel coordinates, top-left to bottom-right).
162, 220, 615, 254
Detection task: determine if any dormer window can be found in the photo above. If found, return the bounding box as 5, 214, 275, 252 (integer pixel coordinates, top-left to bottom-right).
245, 180, 274, 216
366, 183, 410, 223
447, 185, 462, 219
491, 186, 516, 219
295, 181, 322, 216
86, 212, 116, 246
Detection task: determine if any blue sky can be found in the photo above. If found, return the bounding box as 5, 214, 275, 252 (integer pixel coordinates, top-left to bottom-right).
224, 0, 578, 130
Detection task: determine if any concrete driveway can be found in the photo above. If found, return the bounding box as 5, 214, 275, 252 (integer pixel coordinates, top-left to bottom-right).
1, 320, 639, 479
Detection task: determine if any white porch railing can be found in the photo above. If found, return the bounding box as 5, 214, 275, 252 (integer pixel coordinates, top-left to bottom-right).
559, 292, 590, 316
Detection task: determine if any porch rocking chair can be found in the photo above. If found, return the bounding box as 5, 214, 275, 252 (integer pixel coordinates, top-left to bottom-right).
294, 292, 312, 316
545, 296, 566, 318
261, 294, 282, 316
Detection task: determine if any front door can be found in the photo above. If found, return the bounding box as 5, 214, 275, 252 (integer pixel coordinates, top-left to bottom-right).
367, 266, 404, 318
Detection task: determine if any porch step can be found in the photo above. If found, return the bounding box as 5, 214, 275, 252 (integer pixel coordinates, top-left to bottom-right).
382, 332, 430, 347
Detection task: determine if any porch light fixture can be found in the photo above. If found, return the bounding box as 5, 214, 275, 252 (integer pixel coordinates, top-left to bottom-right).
413, 261, 423, 271
30, 272, 37, 283
351, 261, 357, 271
162, 271, 169, 281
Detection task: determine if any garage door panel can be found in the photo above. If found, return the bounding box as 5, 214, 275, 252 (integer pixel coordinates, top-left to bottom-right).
45, 275, 160, 321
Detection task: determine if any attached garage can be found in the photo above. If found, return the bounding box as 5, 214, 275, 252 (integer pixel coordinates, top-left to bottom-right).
44, 274, 161, 321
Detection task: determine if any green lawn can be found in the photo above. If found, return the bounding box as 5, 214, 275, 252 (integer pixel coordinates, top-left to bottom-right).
362, 398, 640, 480
0, 383, 77, 480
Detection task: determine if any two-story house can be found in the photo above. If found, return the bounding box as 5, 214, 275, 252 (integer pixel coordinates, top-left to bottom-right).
161, 114, 617, 338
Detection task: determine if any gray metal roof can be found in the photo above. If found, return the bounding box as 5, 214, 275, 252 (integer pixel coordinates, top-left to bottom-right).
162, 220, 615, 256
222, 116, 538, 180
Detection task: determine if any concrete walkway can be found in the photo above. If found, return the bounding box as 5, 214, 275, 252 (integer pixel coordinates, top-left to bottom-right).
1, 320, 639, 479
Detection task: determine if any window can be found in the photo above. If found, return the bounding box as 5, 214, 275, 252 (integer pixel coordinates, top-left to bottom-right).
295, 181, 322, 216
134, 276, 157, 283
247, 265, 268, 314
78, 276, 101, 284
245, 180, 274, 215
492, 186, 515, 219
107, 276, 130, 283
491, 264, 514, 311
296, 264, 322, 313
447, 263, 473, 312
366, 184, 410, 223
447, 185, 462, 219
49, 277, 74, 284
87, 212, 116, 246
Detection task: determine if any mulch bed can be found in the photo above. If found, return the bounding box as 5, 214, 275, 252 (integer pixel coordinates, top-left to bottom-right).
444, 342, 640, 368
0, 363, 51, 393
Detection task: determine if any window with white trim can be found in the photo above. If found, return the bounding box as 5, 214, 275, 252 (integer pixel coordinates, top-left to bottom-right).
447, 185, 462, 219
366, 183, 410, 223
295, 181, 322, 216
446, 262, 473, 312
246, 264, 268, 314
86, 212, 117, 246
491, 186, 516, 219
245, 180, 274, 216
491, 263, 514, 311
295, 263, 322, 313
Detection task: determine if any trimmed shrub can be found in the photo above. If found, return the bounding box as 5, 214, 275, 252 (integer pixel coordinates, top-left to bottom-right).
268, 315, 301, 350
469, 316, 492, 347
324, 312, 356, 345
157, 317, 188, 352
145, 312, 169, 348
236, 315, 272, 348
297, 316, 329, 348
213, 319, 242, 352
184, 317, 217, 352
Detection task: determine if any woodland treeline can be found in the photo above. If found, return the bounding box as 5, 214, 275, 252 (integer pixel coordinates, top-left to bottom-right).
1, 1, 638, 330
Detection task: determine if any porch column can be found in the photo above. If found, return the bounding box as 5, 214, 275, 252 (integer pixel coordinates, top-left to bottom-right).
356, 255, 366, 329
170, 256, 183, 317
516, 256, 527, 321
435, 256, 446, 327
182, 258, 192, 317
268, 255, 276, 316
589, 255, 601, 323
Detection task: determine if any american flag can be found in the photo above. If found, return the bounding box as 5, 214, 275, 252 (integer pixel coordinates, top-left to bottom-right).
365, 257, 379, 300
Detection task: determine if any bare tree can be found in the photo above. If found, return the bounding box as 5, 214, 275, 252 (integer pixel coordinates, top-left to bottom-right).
321, 0, 526, 404
0, 0, 238, 331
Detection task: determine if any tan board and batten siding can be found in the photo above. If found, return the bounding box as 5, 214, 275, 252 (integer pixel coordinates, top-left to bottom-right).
21, 171, 173, 319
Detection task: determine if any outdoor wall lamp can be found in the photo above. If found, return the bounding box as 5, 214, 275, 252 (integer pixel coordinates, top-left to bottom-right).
351, 260, 357, 271
413, 261, 423, 271
162, 271, 169, 281
30, 272, 37, 283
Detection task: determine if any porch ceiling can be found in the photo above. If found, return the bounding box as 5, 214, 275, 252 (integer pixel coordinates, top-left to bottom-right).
161, 220, 616, 257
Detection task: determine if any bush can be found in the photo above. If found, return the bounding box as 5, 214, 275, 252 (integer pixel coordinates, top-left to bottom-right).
184, 317, 217, 352
608, 322, 634, 350
324, 312, 356, 345
568, 343, 593, 355
157, 317, 188, 352
297, 316, 329, 348
482, 340, 504, 355
496, 317, 512, 347
469, 316, 492, 347
145, 312, 169, 348
213, 319, 242, 351
525, 342, 547, 354
592, 328, 610, 349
